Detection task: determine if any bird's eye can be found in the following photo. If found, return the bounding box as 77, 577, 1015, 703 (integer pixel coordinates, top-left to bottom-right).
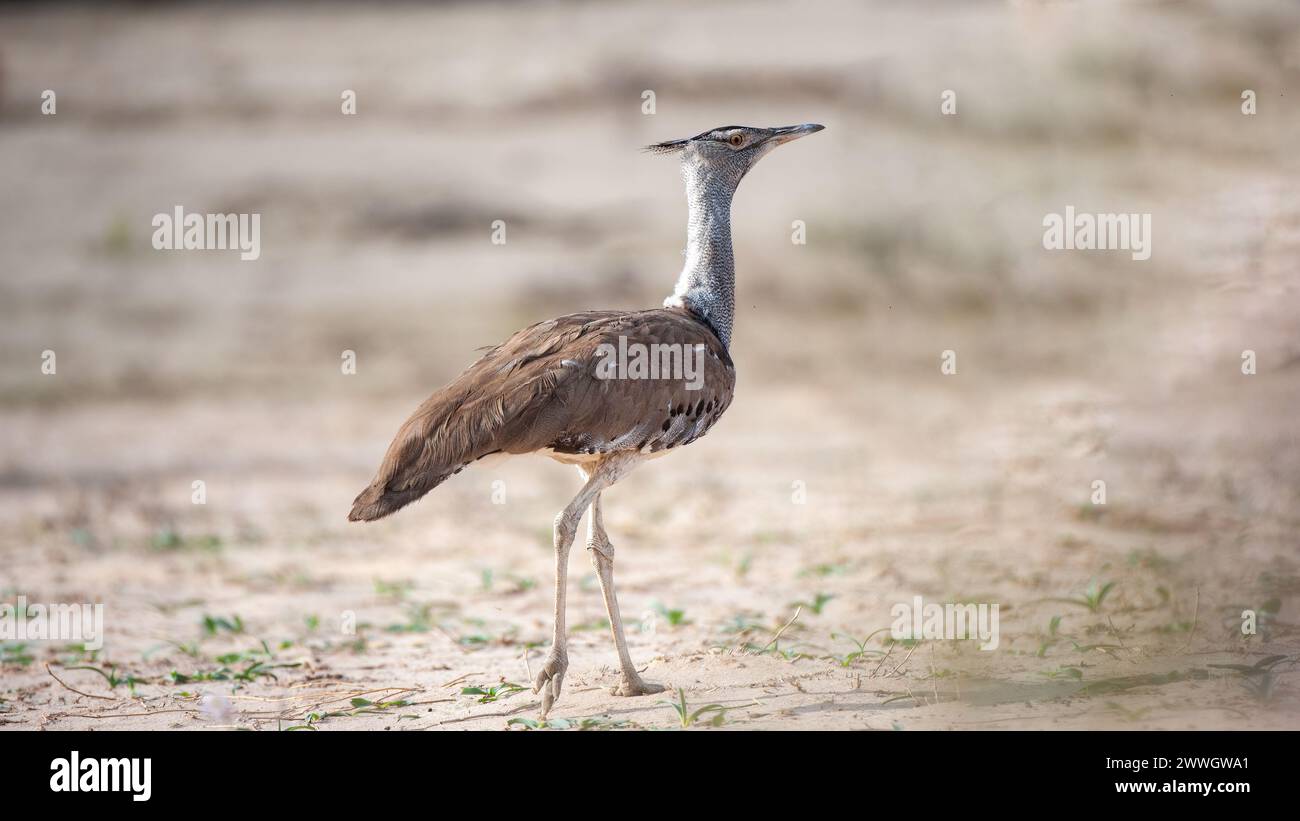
728, 133, 745, 147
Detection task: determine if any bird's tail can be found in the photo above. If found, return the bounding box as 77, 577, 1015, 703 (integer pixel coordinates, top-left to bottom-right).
347, 472, 449, 522
348, 371, 524, 523
347, 394, 478, 522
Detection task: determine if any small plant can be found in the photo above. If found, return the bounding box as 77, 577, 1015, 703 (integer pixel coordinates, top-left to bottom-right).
461, 681, 526, 704
233, 661, 300, 682
1, 642, 35, 667
659, 688, 726, 728
482, 569, 536, 594
1037, 615, 1063, 657
653, 602, 691, 628
1078, 580, 1116, 613
1047, 580, 1115, 613
1209, 654, 1295, 704
349, 696, 411, 712
156, 639, 202, 659
506, 575, 537, 594
799, 562, 848, 578
881, 636, 921, 649
827, 630, 889, 666
213, 638, 276, 666
745, 644, 811, 661
374, 578, 414, 599
385, 602, 434, 633
58, 643, 100, 665
508, 715, 632, 731
279, 720, 318, 731
200, 614, 245, 636
1126, 547, 1174, 571
439, 617, 518, 648
791, 593, 834, 615
748, 606, 804, 658
67, 664, 144, 694
1075, 503, 1104, 522
168, 660, 300, 684
151, 528, 221, 552
286, 696, 414, 728
719, 613, 766, 635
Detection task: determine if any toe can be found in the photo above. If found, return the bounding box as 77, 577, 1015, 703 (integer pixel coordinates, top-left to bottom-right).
612, 677, 666, 697
533, 656, 567, 712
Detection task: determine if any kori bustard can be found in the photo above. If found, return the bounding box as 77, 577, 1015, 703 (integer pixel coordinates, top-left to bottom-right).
350, 123, 824, 715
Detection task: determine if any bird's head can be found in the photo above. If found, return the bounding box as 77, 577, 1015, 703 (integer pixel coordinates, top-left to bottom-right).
647, 123, 824, 187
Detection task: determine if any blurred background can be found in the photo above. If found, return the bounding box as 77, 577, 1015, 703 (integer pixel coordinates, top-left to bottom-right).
1, 0, 1298, 730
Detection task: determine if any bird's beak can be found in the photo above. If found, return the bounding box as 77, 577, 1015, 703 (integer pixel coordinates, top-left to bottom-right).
766, 123, 825, 146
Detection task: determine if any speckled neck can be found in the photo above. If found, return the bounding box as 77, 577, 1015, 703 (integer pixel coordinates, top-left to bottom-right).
664, 160, 740, 349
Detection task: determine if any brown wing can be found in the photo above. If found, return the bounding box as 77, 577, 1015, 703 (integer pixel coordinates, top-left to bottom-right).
348, 307, 735, 521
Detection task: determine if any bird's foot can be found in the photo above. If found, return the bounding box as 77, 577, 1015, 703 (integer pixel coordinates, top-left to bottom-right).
532, 649, 568, 717
610, 675, 665, 698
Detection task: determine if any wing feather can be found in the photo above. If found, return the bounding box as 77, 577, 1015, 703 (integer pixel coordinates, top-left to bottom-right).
348, 307, 734, 521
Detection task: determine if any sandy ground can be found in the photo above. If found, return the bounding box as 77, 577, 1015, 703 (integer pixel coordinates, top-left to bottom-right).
2, 0, 1299, 730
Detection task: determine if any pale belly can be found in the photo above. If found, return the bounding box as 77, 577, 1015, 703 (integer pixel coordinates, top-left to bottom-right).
542, 447, 673, 466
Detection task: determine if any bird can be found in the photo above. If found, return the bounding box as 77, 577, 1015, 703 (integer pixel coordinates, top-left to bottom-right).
349, 123, 824, 715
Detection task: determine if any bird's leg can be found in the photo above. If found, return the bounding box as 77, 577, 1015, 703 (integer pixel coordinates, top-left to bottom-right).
587, 491, 666, 698
534, 463, 617, 717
